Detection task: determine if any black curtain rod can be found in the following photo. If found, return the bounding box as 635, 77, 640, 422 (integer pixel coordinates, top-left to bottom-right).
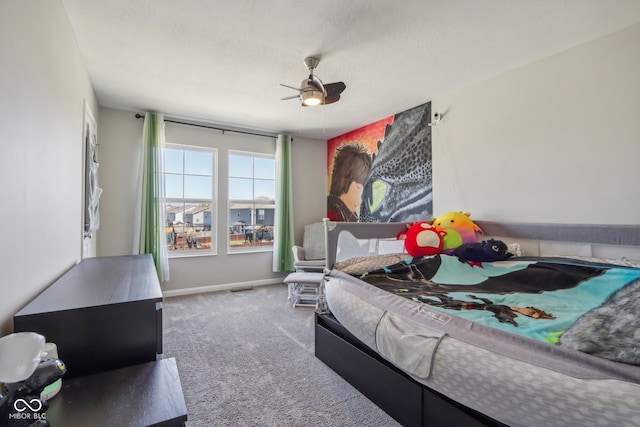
134, 113, 276, 140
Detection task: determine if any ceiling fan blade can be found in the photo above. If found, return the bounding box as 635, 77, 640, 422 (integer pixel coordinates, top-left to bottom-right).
324, 82, 346, 98
322, 94, 341, 105
281, 94, 300, 101
279, 83, 302, 92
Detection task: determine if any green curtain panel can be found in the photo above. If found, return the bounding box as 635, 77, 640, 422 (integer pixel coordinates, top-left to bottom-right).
136, 112, 170, 281
273, 134, 295, 272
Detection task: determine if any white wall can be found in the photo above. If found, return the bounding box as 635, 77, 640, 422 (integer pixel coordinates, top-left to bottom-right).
97, 108, 327, 293
0, 1, 98, 335
290, 135, 330, 242
432, 23, 640, 224
95, 109, 142, 256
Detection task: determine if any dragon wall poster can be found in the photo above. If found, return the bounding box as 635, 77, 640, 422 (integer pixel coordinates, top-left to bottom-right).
327, 102, 432, 223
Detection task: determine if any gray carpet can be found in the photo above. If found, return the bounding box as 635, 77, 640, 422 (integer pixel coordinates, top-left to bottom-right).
162, 284, 401, 427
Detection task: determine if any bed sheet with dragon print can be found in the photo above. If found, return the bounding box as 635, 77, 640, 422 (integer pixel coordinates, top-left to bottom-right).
344, 254, 640, 365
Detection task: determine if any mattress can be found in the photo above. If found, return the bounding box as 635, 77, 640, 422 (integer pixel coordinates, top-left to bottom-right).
325, 269, 640, 427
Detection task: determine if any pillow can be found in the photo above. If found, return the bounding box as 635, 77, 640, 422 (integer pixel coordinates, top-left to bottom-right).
335, 253, 408, 276
507, 242, 524, 257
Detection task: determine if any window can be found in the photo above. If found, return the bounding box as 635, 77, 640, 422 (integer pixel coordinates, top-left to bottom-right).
228, 151, 275, 252
163, 144, 217, 256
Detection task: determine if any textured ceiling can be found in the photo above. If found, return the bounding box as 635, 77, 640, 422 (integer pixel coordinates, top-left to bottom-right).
62, 0, 640, 140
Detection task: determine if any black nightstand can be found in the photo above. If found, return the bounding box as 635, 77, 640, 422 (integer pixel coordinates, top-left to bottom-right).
46, 358, 187, 426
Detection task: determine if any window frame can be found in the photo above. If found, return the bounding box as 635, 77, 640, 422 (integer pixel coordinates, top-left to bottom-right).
227, 150, 276, 254
163, 143, 218, 258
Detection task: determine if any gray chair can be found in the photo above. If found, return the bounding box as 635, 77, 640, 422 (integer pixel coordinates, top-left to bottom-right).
287, 222, 326, 306
292, 222, 326, 272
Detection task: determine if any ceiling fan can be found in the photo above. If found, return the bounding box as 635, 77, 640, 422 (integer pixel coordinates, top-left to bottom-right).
280, 57, 346, 106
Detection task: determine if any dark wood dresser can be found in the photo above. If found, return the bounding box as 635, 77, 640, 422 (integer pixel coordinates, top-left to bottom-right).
14, 254, 163, 378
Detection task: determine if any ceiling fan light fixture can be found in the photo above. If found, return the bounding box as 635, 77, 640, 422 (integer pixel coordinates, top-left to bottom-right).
280, 57, 345, 107
301, 90, 323, 106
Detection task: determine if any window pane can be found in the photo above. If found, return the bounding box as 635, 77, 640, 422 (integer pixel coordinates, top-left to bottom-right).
185, 151, 212, 175
229, 154, 253, 178
228, 152, 275, 252
228, 203, 274, 249
165, 174, 183, 198
166, 202, 212, 252
165, 149, 183, 174
254, 179, 275, 200
254, 157, 275, 179
229, 177, 253, 200
163, 144, 216, 256
185, 175, 212, 199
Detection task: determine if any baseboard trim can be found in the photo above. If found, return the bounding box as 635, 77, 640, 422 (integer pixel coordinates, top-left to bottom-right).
162, 277, 288, 298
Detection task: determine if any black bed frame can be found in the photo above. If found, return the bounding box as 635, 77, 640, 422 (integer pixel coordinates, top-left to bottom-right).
314, 220, 640, 427
315, 313, 506, 427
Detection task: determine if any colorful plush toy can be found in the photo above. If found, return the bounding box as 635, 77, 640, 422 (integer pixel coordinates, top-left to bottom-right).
453, 239, 513, 264
397, 221, 445, 257
432, 211, 483, 253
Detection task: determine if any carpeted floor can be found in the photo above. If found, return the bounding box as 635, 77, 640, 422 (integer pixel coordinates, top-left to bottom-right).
162, 284, 401, 427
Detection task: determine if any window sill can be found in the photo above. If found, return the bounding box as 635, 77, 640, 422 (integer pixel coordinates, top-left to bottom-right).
227, 248, 274, 255
168, 251, 217, 259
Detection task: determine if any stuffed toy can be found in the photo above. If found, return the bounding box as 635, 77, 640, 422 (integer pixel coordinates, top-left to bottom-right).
432, 211, 483, 253
453, 239, 513, 264
397, 221, 445, 257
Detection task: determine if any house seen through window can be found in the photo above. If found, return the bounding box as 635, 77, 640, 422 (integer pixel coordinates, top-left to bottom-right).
163, 144, 217, 255
228, 151, 275, 252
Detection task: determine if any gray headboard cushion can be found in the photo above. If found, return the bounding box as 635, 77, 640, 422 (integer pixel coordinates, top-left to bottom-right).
323, 219, 640, 268
475, 221, 640, 247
